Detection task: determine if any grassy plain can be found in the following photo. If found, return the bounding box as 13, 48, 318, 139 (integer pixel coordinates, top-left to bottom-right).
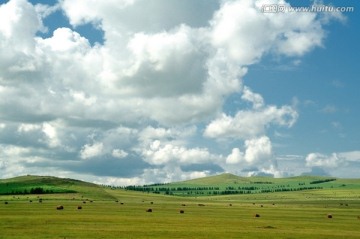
0, 175, 360, 239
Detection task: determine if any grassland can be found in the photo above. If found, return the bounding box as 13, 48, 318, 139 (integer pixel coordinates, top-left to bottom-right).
123, 173, 360, 197
0, 174, 360, 239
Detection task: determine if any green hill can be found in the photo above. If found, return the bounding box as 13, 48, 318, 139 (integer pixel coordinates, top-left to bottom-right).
0, 175, 115, 200
180, 173, 248, 185
124, 173, 360, 197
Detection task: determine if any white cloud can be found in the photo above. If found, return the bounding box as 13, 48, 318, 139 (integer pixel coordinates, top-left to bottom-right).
338, 151, 360, 162
305, 152, 342, 168
306, 151, 360, 169
42, 122, 60, 148
60, 0, 136, 27
226, 136, 272, 165
210, 0, 328, 64
38, 27, 90, 52
244, 136, 272, 163
0, 0, 40, 46
142, 140, 217, 166
241, 86, 264, 109
0, 0, 349, 181
112, 149, 128, 159
226, 148, 244, 164
18, 123, 41, 132
80, 142, 104, 159
204, 103, 298, 140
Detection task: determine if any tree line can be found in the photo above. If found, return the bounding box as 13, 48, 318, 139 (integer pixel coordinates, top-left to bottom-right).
0, 187, 76, 195
121, 185, 324, 196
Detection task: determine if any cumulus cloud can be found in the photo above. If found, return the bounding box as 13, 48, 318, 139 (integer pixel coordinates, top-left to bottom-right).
306, 151, 360, 169
241, 86, 264, 109
305, 152, 342, 168
226, 136, 272, 164
80, 142, 104, 159
141, 140, 218, 166
204, 97, 298, 140
0, 0, 348, 183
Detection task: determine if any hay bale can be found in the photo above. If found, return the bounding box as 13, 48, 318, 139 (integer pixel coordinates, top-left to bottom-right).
150, 202, 154, 204
179, 210, 185, 214
254, 214, 260, 218
115, 200, 119, 203
120, 203, 124, 205
77, 206, 82, 210
229, 204, 232, 206
29, 200, 32, 203
181, 204, 186, 206
260, 205, 263, 207
146, 208, 152, 212
4, 201, 8, 205
327, 214, 333, 219
83, 201, 86, 204
198, 204, 205, 206
56, 205, 64, 210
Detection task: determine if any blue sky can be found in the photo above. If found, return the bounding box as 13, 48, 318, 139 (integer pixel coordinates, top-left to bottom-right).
0, 0, 359, 185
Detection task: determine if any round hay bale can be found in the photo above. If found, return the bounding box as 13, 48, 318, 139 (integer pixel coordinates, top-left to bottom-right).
77, 206, 82, 210
29, 200, 32, 203
150, 202, 153, 204
229, 204, 232, 206
56, 205, 64, 210
260, 205, 263, 207
4, 201, 8, 205
181, 204, 186, 206
179, 210, 185, 214
254, 214, 260, 218
146, 208, 152, 212
83, 201, 86, 204
327, 214, 333, 219
120, 202, 124, 205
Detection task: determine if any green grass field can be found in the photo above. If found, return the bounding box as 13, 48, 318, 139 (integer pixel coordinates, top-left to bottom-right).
1, 175, 360, 239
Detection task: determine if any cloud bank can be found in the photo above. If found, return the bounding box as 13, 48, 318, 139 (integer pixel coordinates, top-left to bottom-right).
0, 0, 354, 184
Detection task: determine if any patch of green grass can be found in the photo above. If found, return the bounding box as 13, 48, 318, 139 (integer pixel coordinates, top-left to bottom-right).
1, 188, 360, 239
1, 174, 360, 238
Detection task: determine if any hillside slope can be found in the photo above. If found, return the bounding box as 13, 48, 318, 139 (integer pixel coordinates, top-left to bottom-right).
124, 173, 360, 197
0, 175, 115, 200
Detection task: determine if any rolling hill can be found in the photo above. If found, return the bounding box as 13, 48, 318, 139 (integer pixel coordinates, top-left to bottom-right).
124, 173, 360, 196
2, 173, 360, 199
0, 175, 115, 200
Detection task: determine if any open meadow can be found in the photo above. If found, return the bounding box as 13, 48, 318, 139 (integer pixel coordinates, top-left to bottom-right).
1, 175, 360, 239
